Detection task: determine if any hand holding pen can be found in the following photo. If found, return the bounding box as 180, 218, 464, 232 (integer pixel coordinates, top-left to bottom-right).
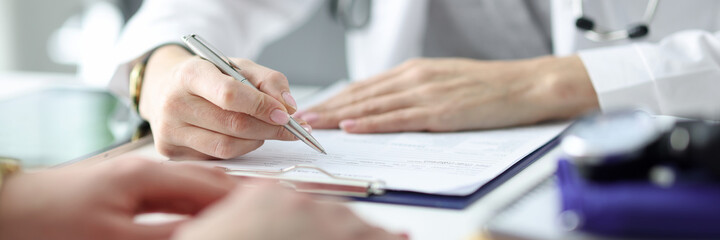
133, 36, 323, 159
183, 34, 325, 154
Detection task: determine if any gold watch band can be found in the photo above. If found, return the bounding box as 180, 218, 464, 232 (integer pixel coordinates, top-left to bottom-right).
129, 59, 146, 115
0, 157, 22, 192
128, 43, 192, 116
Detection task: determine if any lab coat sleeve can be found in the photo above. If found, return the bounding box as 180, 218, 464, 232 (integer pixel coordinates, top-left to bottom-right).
579, 30, 720, 120
107, 0, 321, 100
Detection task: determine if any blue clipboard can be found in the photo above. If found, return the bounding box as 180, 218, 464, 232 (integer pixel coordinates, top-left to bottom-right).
351, 136, 561, 210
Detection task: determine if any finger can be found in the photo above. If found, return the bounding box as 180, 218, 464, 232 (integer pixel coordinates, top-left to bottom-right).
122, 219, 185, 240
160, 161, 237, 188
300, 70, 420, 122
167, 125, 264, 159
138, 199, 213, 214
360, 228, 408, 240
293, 117, 312, 131
137, 163, 235, 210
339, 108, 433, 133
217, 183, 290, 214
304, 92, 415, 129
180, 96, 297, 141
108, 159, 235, 215
304, 60, 422, 114
305, 78, 402, 114
316, 202, 381, 240
234, 59, 298, 114
336, 58, 413, 94
181, 58, 290, 125
136, 163, 237, 214
155, 143, 216, 160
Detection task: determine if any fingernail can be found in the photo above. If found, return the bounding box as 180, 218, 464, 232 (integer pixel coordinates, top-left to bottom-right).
300, 112, 319, 124
400, 232, 410, 240
339, 119, 356, 130
282, 92, 297, 110
270, 109, 290, 124
301, 124, 312, 133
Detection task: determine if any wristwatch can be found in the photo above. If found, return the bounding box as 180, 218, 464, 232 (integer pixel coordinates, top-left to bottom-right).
129, 56, 147, 115
0, 157, 21, 192
129, 43, 192, 115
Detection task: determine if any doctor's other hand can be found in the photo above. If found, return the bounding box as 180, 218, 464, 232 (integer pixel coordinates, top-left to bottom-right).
298, 56, 599, 133
174, 183, 407, 240
139, 45, 307, 159
0, 157, 236, 240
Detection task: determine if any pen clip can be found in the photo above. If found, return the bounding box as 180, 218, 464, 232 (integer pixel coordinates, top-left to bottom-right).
218, 164, 386, 197
182, 34, 243, 72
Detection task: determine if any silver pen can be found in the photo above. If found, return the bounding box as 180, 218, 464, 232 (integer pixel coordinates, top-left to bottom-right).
182, 34, 326, 154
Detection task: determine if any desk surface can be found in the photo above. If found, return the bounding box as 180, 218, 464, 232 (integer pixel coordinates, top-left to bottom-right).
1, 72, 559, 240
124, 83, 562, 240
125, 140, 560, 240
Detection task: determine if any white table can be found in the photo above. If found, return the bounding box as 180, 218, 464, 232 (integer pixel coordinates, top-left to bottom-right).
1, 72, 560, 240
126, 136, 561, 240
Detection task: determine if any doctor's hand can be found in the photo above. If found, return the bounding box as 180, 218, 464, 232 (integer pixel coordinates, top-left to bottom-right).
297, 56, 599, 133
174, 183, 407, 240
0, 157, 236, 240
139, 45, 307, 159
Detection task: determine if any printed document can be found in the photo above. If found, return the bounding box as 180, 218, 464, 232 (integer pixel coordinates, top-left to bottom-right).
195, 81, 568, 196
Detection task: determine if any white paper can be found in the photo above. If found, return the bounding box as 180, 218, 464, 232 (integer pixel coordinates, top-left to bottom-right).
201, 123, 566, 196
191, 81, 567, 196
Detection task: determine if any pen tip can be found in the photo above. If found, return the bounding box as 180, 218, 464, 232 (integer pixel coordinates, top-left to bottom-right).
314, 144, 326, 155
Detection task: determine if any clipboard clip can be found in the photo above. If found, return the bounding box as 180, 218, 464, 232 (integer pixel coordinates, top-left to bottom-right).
217, 164, 386, 197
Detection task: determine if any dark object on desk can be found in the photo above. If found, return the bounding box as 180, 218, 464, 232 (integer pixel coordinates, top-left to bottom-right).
558, 110, 720, 238
557, 159, 720, 239
0, 88, 141, 168
562, 110, 720, 183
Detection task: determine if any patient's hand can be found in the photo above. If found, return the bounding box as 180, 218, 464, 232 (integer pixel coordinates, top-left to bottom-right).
139, 45, 308, 159
0, 157, 236, 240
298, 56, 598, 133
174, 183, 406, 240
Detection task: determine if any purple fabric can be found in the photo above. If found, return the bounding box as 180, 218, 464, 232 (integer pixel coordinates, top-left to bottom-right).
557, 159, 720, 239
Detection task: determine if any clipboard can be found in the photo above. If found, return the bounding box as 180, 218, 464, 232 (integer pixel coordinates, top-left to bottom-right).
220, 164, 386, 197
218, 136, 561, 210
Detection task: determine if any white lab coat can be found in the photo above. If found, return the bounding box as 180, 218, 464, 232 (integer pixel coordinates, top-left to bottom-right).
111, 0, 720, 120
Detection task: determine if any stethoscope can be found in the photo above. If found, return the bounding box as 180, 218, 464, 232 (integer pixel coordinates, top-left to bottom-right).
331, 0, 659, 42
573, 0, 659, 42
329, 0, 372, 30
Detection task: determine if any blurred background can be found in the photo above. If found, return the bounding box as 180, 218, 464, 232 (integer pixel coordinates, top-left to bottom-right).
0, 0, 348, 167
0, 0, 347, 86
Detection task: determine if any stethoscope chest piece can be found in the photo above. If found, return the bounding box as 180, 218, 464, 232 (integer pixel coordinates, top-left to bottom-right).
573, 0, 658, 42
